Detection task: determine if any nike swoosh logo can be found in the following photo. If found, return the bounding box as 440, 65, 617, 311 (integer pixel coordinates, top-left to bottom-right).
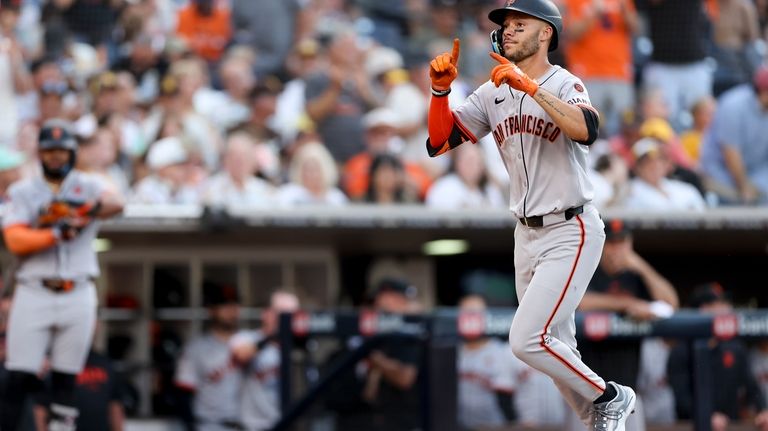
494, 97, 505, 104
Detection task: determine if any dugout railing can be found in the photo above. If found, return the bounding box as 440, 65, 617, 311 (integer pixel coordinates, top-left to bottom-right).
273, 309, 768, 431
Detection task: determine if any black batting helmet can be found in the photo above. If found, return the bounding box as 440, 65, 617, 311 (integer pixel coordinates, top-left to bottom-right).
489, 0, 563, 51
38, 118, 77, 178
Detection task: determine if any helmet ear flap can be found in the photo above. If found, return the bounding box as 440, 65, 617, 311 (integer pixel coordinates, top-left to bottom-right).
490, 28, 503, 54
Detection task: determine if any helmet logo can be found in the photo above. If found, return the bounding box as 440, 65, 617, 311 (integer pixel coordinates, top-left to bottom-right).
505, 0, 516, 6
52, 127, 62, 140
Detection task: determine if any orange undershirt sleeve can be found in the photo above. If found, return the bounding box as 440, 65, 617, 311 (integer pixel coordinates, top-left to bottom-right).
3, 224, 58, 255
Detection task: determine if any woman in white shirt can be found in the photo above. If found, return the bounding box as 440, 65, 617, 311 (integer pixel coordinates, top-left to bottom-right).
277, 141, 348, 206
426, 143, 505, 210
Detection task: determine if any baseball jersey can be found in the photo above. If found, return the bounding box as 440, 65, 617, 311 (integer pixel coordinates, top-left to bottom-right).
457, 338, 515, 429
238, 330, 281, 431
453, 66, 595, 218
2, 171, 106, 282
175, 334, 244, 426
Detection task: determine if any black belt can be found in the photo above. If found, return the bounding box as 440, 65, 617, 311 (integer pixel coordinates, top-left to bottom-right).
41, 279, 76, 292
518, 205, 584, 228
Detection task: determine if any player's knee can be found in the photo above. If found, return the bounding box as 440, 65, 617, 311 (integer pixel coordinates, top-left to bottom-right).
508, 331, 533, 362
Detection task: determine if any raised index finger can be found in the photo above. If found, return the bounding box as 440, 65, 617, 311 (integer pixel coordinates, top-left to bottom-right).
450, 38, 460, 65
489, 52, 510, 65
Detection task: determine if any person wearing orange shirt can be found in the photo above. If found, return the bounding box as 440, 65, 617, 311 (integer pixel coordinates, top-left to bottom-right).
563, 0, 639, 138
176, 0, 232, 63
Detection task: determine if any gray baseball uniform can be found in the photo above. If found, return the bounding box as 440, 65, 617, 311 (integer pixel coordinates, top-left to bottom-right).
3, 171, 105, 374
443, 65, 607, 425
175, 334, 245, 431
457, 338, 515, 429
238, 330, 281, 431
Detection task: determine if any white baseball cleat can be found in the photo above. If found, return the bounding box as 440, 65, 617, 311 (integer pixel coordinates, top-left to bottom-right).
591, 381, 636, 431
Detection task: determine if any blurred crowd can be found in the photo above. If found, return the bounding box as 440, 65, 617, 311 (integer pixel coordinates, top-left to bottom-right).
0, 0, 766, 214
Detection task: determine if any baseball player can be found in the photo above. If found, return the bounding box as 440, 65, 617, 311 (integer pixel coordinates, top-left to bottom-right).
0, 119, 124, 431
426, 1, 636, 430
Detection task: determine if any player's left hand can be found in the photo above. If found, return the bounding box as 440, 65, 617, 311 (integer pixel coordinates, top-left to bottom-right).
489, 52, 539, 97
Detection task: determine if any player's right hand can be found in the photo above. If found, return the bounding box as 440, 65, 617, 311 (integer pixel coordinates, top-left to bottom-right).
429, 38, 460, 92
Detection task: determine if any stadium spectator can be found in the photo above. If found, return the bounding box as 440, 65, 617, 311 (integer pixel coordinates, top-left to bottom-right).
638, 0, 713, 131
0, 0, 32, 147
700, 65, 768, 205
76, 126, 130, 196
589, 152, 630, 210
304, 29, 377, 164
623, 138, 707, 211
194, 53, 255, 132
707, 0, 763, 95
456, 294, 515, 430
111, 31, 169, 106
679, 95, 717, 167
130, 136, 202, 205
573, 218, 678, 431
0, 146, 24, 209
637, 117, 705, 194
668, 283, 768, 431
175, 0, 232, 63
425, 143, 505, 210
343, 107, 431, 202
363, 153, 420, 205
272, 38, 321, 143
277, 141, 347, 206
562, 0, 639, 137
202, 132, 276, 210
230, 0, 301, 79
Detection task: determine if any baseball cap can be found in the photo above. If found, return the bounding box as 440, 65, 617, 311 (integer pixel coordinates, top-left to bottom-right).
631, 138, 662, 162
363, 108, 399, 130
365, 46, 404, 78
754, 65, 768, 93
146, 137, 188, 170
203, 282, 240, 307
639, 118, 675, 143
0, 146, 25, 172
372, 277, 417, 300
604, 218, 630, 240
688, 282, 730, 308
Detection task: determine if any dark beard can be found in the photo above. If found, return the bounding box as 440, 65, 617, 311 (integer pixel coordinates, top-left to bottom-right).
211, 319, 238, 332
506, 35, 541, 63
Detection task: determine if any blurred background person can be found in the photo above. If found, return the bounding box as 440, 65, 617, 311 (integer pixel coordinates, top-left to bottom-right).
304, 29, 378, 164
562, 0, 639, 138
75, 126, 130, 196
130, 136, 202, 205
707, 0, 763, 96
232, 290, 300, 431
202, 132, 276, 210
277, 141, 347, 206
456, 294, 515, 430
425, 143, 505, 210
668, 283, 768, 431
0, 146, 26, 214
175, 0, 232, 64
343, 107, 431, 203
679, 95, 717, 168
623, 138, 707, 211
174, 282, 246, 431
638, 0, 713, 131
363, 153, 419, 205
589, 152, 630, 210
700, 65, 768, 205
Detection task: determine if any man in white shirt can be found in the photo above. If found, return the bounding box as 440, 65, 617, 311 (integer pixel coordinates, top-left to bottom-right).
624, 138, 706, 211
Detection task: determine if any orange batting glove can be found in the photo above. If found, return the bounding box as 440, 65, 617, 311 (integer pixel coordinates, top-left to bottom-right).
489, 52, 539, 97
430, 38, 461, 92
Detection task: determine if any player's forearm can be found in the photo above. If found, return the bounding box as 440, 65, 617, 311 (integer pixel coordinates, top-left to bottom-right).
109, 402, 125, 431
532, 89, 592, 142
579, 292, 633, 312
633, 258, 679, 308
3, 224, 58, 255
427, 94, 454, 148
